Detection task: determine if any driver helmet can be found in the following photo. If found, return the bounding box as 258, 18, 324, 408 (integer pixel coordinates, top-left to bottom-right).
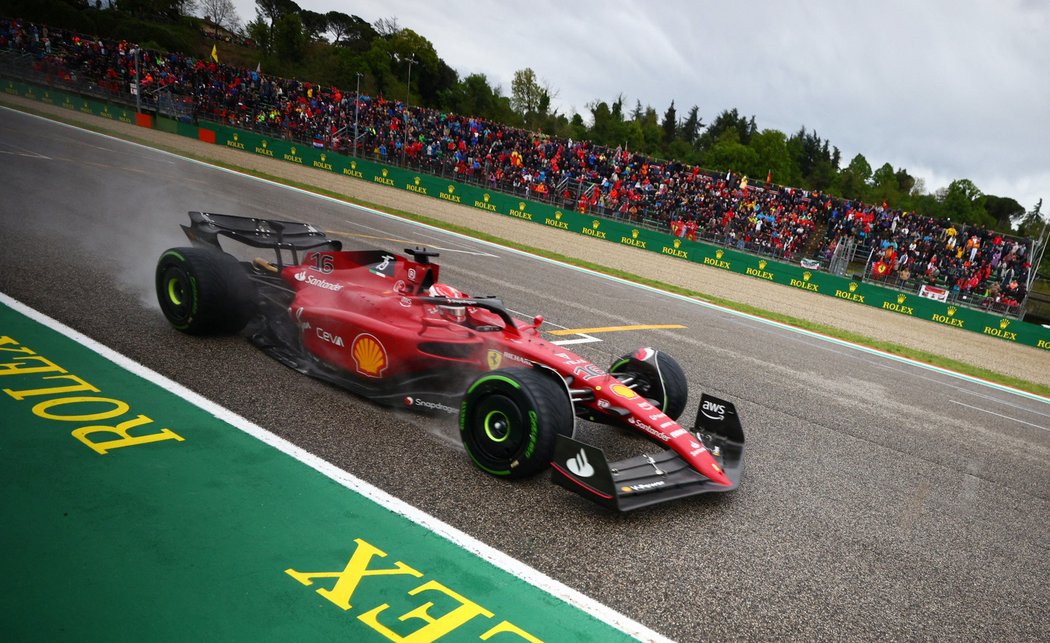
428, 283, 467, 323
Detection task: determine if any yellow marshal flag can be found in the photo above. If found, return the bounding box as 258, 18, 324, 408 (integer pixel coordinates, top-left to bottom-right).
210, 44, 219, 63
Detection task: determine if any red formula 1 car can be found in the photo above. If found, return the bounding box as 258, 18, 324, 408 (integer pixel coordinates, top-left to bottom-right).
155, 212, 744, 511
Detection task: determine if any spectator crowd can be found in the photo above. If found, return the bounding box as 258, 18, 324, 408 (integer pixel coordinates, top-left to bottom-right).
1, 17, 1033, 314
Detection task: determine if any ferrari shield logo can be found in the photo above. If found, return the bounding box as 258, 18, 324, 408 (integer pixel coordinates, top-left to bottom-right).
487, 350, 503, 370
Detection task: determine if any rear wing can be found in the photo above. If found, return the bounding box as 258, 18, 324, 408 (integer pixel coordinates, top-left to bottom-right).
551, 393, 744, 512
181, 211, 341, 268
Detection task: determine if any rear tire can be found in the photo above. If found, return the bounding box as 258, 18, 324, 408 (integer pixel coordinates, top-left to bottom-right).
609, 350, 689, 420
459, 369, 573, 478
156, 247, 254, 334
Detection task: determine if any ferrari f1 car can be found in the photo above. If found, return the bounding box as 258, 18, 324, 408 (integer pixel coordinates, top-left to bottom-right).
155, 212, 744, 511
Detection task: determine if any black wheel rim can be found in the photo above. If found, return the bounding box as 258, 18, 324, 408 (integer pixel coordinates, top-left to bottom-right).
159, 266, 192, 324
470, 393, 527, 461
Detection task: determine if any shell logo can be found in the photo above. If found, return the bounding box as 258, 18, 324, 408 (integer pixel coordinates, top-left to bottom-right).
803, 271, 812, 281
351, 334, 388, 377
715, 249, 724, 259
592, 220, 600, 229
632, 229, 639, 238
673, 238, 681, 249
849, 282, 858, 292
897, 293, 907, 304
947, 306, 957, 316
1000, 318, 1011, 329
447, 185, 455, 193
758, 260, 767, 270
414, 176, 421, 185
610, 384, 637, 399
483, 193, 490, 202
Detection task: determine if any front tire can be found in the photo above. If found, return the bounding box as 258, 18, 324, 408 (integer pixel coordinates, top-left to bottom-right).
459, 369, 573, 478
609, 350, 689, 420
156, 247, 254, 335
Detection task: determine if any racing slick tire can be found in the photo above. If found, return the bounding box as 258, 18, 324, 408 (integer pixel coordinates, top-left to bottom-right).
459, 369, 573, 479
609, 350, 689, 420
156, 247, 254, 335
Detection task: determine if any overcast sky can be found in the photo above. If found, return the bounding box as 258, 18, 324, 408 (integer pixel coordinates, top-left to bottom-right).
227, 0, 1049, 215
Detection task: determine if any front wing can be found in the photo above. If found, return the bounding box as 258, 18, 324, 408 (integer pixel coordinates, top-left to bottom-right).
550, 394, 744, 511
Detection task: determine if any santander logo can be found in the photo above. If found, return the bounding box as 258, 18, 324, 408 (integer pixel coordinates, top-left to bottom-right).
567, 449, 595, 477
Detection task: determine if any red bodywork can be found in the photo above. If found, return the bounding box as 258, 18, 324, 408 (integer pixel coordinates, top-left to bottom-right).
281, 249, 731, 487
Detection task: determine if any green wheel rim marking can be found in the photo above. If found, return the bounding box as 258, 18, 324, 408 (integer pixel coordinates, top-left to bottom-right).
167, 278, 183, 306
467, 374, 521, 395
484, 410, 510, 443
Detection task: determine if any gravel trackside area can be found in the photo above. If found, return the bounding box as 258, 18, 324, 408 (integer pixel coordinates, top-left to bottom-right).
2, 93, 1047, 389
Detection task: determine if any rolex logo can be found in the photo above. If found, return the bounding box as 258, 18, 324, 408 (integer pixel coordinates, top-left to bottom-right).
447, 185, 455, 193
320, 153, 326, 161
261, 140, 268, 148
290, 146, 297, 155
849, 282, 858, 292
1000, 318, 1010, 329
673, 238, 681, 248
947, 306, 957, 316
897, 293, 907, 304
382, 168, 389, 177
414, 176, 421, 185
592, 220, 600, 229
519, 202, 526, 210
483, 193, 490, 202
803, 271, 812, 281
632, 229, 639, 239
715, 249, 724, 259
351, 161, 357, 169
555, 211, 562, 219
758, 260, 767, 270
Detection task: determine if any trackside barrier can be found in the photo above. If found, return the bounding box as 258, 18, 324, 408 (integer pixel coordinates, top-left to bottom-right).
5, 77, 1048, 354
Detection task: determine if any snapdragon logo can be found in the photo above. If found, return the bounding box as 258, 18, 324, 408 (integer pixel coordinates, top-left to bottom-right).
566, 449, 595, 477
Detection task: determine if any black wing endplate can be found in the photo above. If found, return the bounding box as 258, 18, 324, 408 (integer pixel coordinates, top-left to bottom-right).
551, 393, 745, 512
181, 211, 341, 266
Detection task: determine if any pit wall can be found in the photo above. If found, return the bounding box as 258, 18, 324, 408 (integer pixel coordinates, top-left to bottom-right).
5, 78, 1048, 353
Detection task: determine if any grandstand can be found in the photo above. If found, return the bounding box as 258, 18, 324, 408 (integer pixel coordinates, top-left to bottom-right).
1, 16, 1043, 319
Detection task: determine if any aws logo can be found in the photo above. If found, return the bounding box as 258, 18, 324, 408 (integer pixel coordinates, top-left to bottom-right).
351, 334, 388, 377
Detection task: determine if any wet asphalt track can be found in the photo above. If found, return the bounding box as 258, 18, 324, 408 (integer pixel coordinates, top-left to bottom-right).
1, 108, 1048, 641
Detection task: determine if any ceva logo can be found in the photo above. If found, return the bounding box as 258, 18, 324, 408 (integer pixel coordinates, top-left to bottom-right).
566, 449, 594, 477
